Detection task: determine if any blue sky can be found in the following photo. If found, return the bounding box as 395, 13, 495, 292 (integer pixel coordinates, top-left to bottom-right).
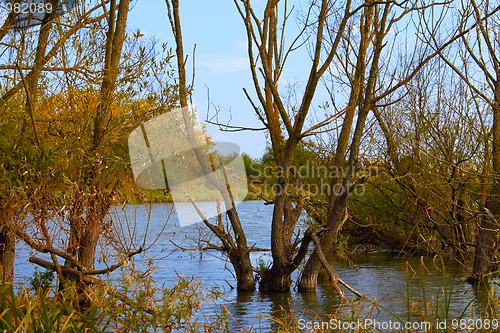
128, 1, 270, 159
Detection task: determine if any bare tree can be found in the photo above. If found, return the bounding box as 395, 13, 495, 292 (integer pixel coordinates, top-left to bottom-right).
165, 0, 256, 291
231, 0, 377, 292
299, 0, 391, 291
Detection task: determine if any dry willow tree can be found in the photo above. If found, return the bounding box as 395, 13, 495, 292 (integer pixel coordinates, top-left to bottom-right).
230, 0, 374, 293
298, 0, 394, 291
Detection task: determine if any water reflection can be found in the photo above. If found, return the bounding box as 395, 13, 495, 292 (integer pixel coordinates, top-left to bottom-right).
472, 281, 499, 317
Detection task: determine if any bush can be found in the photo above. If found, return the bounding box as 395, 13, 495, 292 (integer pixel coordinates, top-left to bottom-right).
28, 268, 55, 293
0, 265, 229, 332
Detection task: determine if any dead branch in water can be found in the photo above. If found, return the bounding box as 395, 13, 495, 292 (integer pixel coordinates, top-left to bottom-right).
310, 233, 366, 301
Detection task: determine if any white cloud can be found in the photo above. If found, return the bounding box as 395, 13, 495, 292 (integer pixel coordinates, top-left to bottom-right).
198, 57, 249, 74
235, 40, 249, 52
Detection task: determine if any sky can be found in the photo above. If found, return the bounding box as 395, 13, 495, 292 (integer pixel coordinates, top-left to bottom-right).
127, 0, 270, 159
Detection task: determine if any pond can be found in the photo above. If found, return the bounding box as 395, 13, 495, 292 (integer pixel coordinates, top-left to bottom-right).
15, 201, 499, 331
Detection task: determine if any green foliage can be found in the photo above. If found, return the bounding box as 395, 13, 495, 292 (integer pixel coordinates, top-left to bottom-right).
242, 153, 262, 178
335, 233, 350, 263
255, 257, 271, 278
0, 284, 106, 333
300, 215, 322, 230
28, 268, 55, 293
258, 141, 330, 201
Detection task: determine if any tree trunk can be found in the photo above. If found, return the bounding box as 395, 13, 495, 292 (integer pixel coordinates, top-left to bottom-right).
472, 190, 500, 280
75, 0, 130, 271
317, 246, 336, 280
0, 198, 14, 283
471, 100, 500, 282
259, 193, 302, 292
259, 265, 292, 292
235, 266, 255, 291
78, 196, 101, 271
299, 3, 388, 292
226, 207, 256, 291
0, 228, 15, 283
299, 196, 348, 291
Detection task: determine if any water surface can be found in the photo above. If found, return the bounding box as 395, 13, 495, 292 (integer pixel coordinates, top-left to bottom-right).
15, 201, 497, 331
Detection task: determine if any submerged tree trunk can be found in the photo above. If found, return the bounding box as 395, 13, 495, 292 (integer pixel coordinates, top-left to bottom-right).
259, 222, 315, 292
299, 196, 348, 291
226, 207, 256, 291
317, 246, 336, 280
472, 188, 500, 281
259, 196, 298, 292
299, 2, 387, 292
259, 266, 292, 292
